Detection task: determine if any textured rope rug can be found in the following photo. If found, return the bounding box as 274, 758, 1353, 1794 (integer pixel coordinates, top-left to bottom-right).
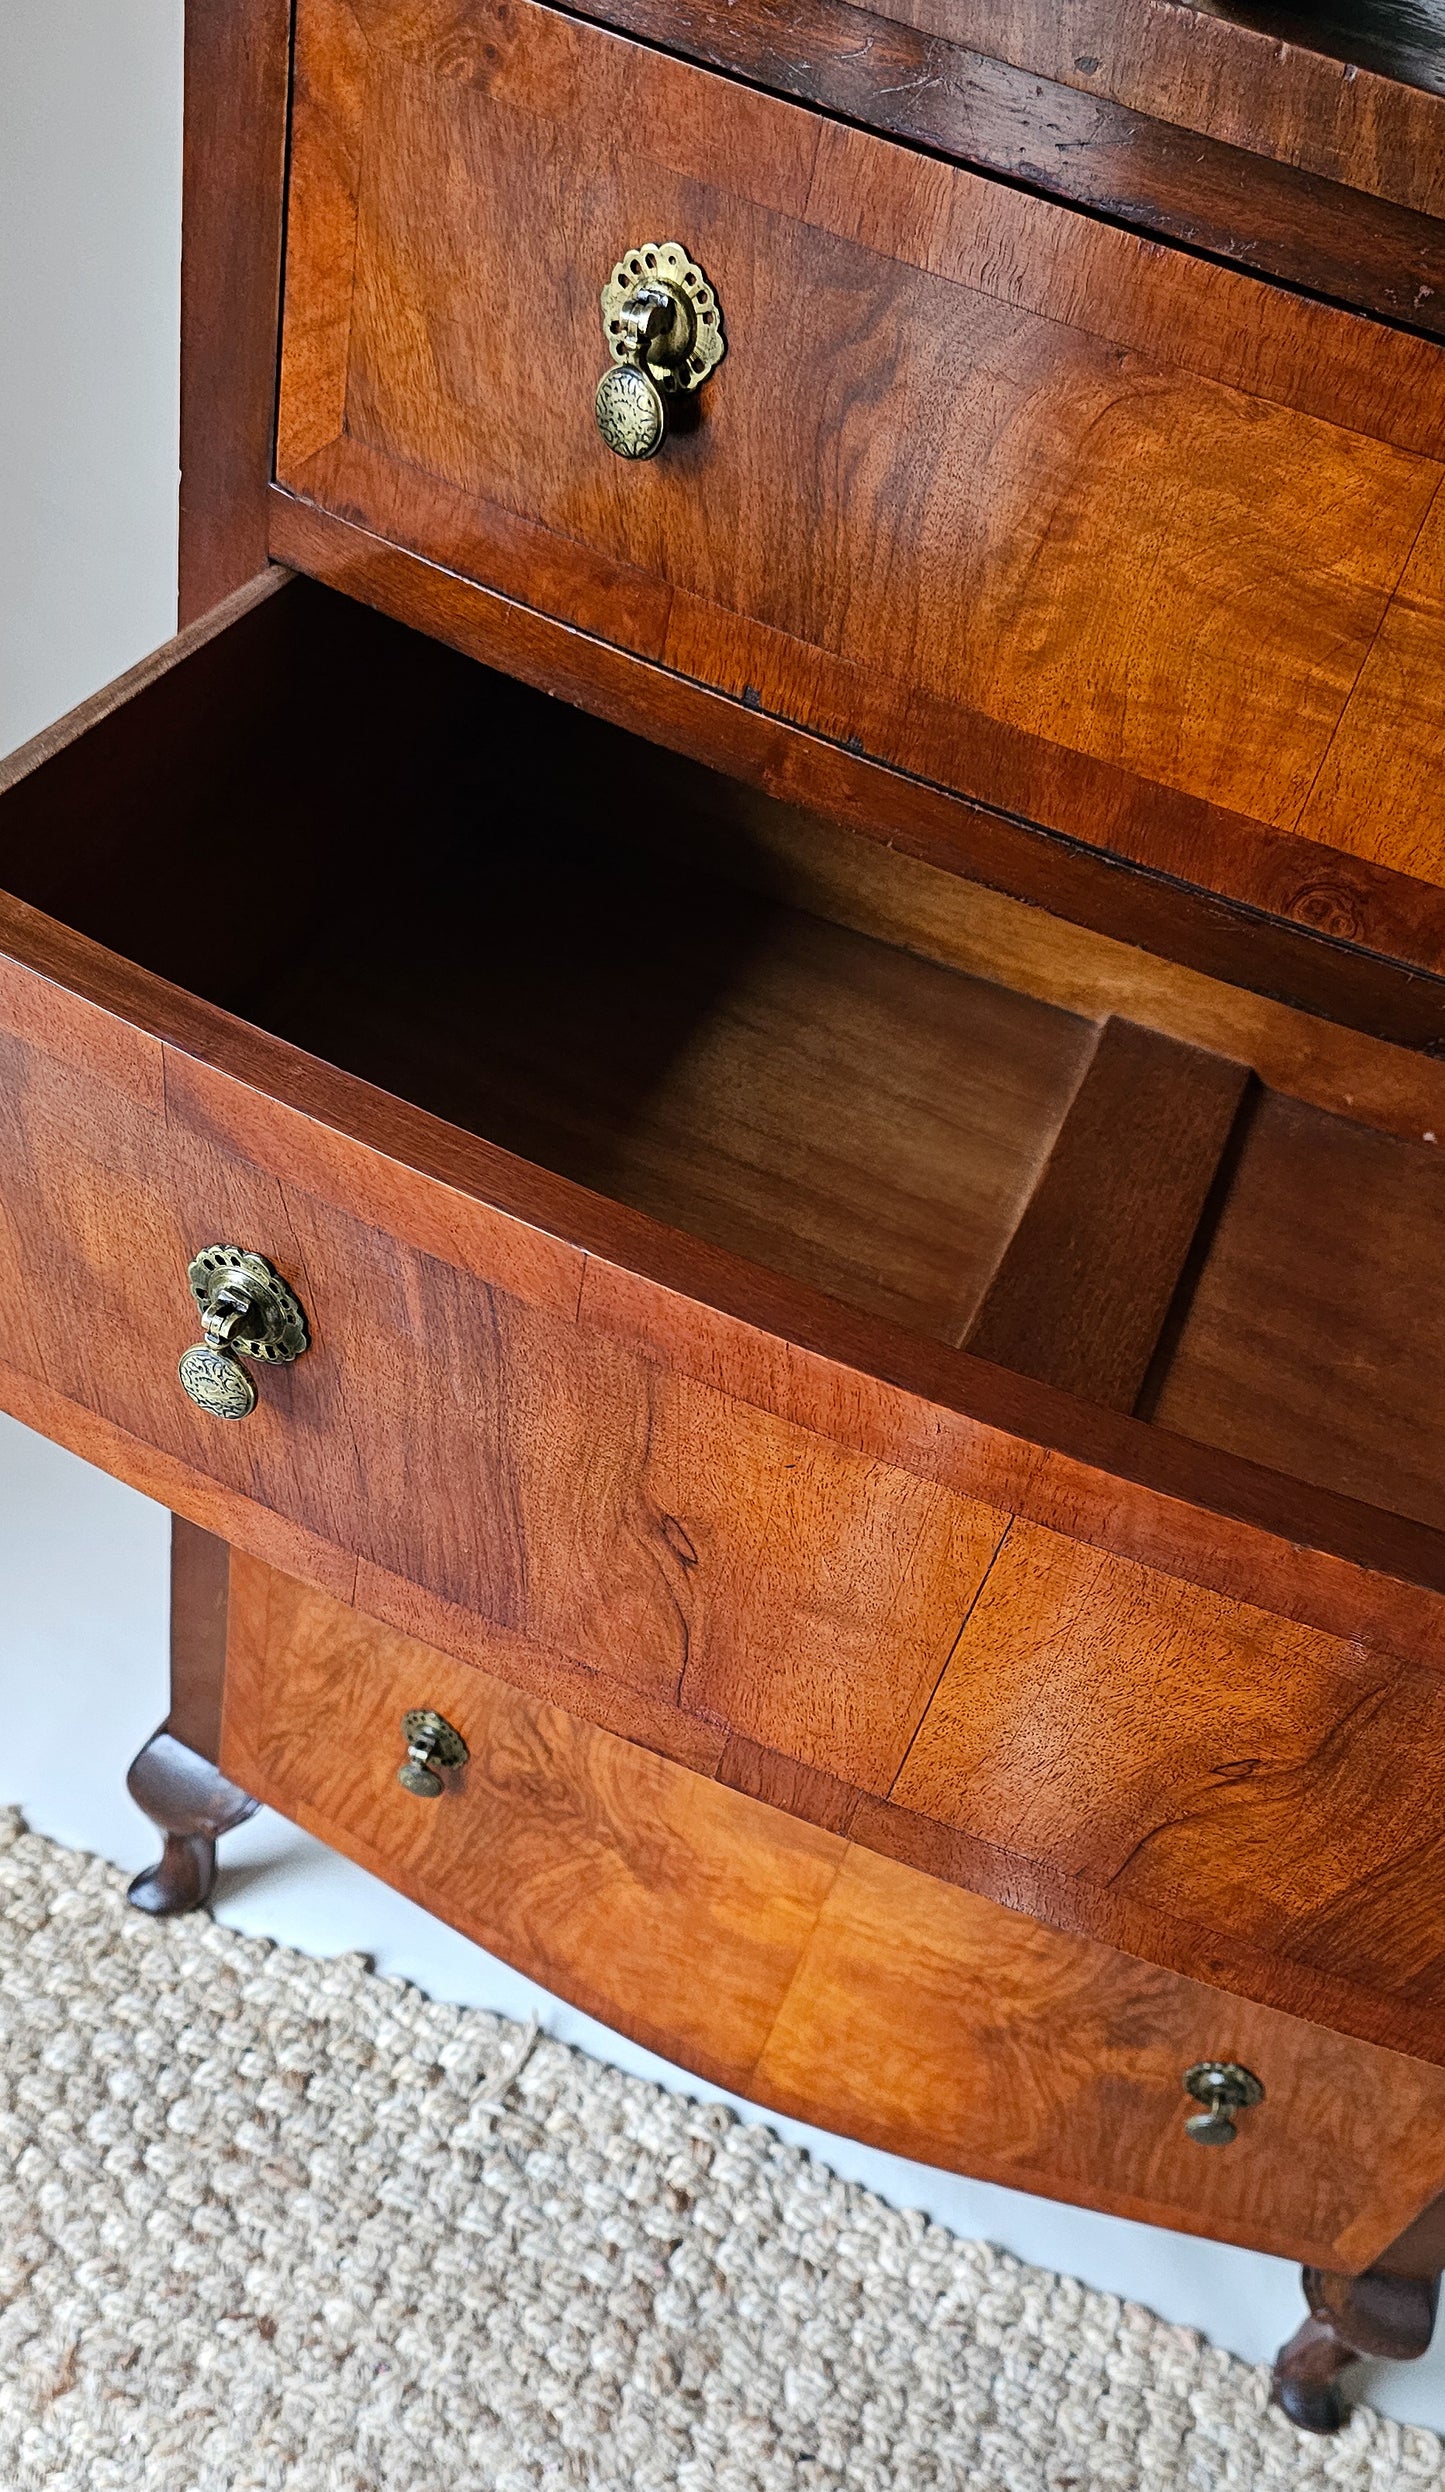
2, 1810, 1443, 2492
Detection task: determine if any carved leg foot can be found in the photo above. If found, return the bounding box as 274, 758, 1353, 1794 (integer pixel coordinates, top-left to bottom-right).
1272, 2264, 1440, 2435
125, 1728, 257, 1916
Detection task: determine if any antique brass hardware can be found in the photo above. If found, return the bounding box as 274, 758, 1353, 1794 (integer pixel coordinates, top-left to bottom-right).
177, 1245, 310, 1420
595, 241, 725, 459
398, 1709, 470, 1799
1182, 2061, 1265, 2146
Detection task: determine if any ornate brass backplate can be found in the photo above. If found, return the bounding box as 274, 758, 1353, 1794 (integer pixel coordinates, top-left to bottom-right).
1182, 2060, 1265, 2146
178, 1246, 310, 1421
398, 1708, 470, 1799
595, 241, 725, 459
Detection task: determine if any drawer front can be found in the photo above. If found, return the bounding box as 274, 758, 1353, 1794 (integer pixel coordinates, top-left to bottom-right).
277, 0, 1445, 929
0, 928, 1006, 1791
10, 908, 1445, 2063
221, 1556, 1445, 2274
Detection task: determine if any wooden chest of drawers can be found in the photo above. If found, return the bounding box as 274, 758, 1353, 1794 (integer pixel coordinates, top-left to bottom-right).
14, 0, 1445, 2438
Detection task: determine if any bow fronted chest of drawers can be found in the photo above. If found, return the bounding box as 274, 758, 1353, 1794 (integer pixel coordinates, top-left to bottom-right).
11, 0, 1445, 2434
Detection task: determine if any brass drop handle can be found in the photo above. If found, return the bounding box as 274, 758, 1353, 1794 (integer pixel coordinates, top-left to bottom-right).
594, 241, 725, 460
1182, 2060, 1264, 2146
397, 1709, 469, 1799
178, 1246, 310, 1420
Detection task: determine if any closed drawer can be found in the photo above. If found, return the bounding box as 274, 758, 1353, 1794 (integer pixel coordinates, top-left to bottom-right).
275, 0, 1445, 951
221, 1555, 1445, 2274
4, 575, 1445, 2063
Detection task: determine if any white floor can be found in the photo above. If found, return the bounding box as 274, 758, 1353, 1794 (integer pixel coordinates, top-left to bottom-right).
3, 1413, 1444, 2431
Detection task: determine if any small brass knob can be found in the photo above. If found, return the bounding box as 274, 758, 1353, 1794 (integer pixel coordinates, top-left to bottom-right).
595, 241, 724, 460
1183, 2060, 1264, 2145
178, 1246, 309, 1420
398, 1709, 469, 1799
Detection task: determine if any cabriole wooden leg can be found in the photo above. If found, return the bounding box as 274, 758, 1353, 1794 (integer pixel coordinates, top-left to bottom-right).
125, 1518, 254, 1916
125, 1729, 257, 1915
1272, 2265, 1440, 2435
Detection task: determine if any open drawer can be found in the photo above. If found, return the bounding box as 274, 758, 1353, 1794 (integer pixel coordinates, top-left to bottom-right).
5, 573, 1445, 2060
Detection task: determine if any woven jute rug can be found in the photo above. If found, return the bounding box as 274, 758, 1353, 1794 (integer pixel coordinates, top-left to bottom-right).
2, 1811, 1442, 2492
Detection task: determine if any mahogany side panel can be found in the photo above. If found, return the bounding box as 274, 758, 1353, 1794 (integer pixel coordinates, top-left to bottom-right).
620, 773, 1445, 1148
220, 1557, 1445, 2273
167, 1517, 232, 1763
179, 0, 291, 622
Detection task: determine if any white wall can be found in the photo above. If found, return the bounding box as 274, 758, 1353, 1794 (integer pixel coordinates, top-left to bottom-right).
0, 2, 182, 754
4, 4, 1444, 2437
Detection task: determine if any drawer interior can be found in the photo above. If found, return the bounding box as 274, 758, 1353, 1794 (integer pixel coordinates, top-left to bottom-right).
7, 577, 1445, 1532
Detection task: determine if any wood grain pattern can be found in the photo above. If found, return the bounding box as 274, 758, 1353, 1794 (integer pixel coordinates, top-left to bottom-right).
275, 0, 1445, 941
893, 1521, 1445, 2026
553, 0, 1445, 341
881, 0, 1445, 221
220, 1557, 1445, 2272
610, 763, 1445, 1149
1299, 490, 1445, 891
179, 0, 290, 621
1154, 1093, 1445, 1535
238, 775, 1095, 1346
964, 1017, 1251, 1406
269, 494, 1445, 1044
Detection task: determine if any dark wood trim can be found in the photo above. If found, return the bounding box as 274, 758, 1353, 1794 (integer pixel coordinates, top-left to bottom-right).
555, 0, 1445, 344
268, 488, 1445, 1056
868, 0, 1445, 222
125, 1729, 256, 1915
179, 0, 291, 623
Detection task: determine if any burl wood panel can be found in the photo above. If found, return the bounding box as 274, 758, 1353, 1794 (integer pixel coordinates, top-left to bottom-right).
1299, 492, 1445, 892
894, 1524, 1445, 2035
220, 1556, 1445, 2272
277, 0, 1445, 934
